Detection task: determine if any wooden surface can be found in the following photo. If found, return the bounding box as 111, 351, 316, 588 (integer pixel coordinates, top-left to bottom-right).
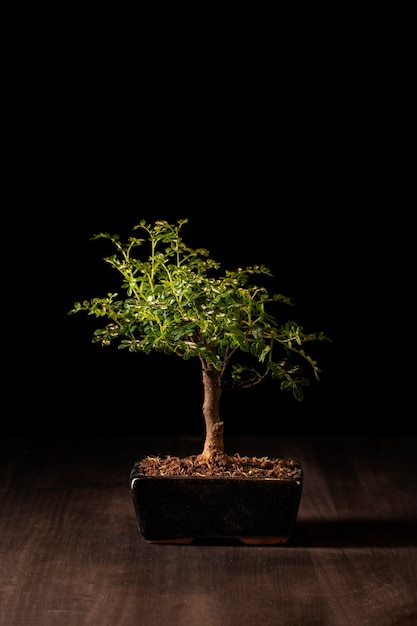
1, 435, 416, 626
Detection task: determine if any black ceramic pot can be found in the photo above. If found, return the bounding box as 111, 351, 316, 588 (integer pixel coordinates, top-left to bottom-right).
130, 462, 303, 545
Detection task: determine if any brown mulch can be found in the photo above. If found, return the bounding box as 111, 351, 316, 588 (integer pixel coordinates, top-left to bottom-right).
137, 452, 302, 479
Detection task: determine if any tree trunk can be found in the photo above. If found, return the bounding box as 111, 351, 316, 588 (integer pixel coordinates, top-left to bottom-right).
200, 359, 224, 459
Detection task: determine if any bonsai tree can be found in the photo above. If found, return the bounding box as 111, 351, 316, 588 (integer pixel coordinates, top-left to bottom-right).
69, 218, 329, 466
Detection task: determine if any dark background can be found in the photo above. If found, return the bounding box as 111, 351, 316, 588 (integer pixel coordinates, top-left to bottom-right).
27, 189, 412, 439
9, 19, 413, 439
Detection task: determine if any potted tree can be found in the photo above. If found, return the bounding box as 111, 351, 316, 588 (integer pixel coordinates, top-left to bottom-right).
69, 218, 330, 545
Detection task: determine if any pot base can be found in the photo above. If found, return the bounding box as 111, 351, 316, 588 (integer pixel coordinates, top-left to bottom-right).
145, 536, 292, 545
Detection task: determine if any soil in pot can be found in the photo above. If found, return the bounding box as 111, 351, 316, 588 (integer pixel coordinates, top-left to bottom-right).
138, 451, 301, 478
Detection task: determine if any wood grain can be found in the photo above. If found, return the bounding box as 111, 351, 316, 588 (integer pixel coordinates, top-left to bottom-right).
1, 435, 416, 625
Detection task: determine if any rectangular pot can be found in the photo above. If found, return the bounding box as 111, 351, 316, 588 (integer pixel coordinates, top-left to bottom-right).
130, 463, 303, 545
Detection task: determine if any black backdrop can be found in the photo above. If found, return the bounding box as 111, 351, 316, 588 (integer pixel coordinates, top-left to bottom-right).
32, 178, 411, 439
11, 22, 413, 438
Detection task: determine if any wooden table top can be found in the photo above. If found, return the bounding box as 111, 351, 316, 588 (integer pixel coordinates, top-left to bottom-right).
1, 435, 416, 626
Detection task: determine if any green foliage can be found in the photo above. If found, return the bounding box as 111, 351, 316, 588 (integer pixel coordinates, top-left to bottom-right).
69, 218, 329, 401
